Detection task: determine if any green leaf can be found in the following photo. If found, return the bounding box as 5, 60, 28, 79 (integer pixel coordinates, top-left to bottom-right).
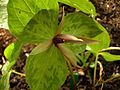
25, 45, 67, 90
62, 12, 102, 38
99, 52, 120, 62
61, 12, 102, 55
4, 43, 15, 61
4, 41, 22, 62
0, 71, 12, 90
0, 0, 9, 28
22, 10, 58, 43
3, 41, 22, 75
7, 0, 58, 40
58, 0, 96, 17
87, 21, 110, 54
7, 0, 39, 36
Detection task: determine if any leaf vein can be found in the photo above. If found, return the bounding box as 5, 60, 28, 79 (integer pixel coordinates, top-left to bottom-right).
22, 0, 35, 14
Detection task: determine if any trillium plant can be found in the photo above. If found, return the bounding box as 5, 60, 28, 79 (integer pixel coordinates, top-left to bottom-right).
1, 0, 120, 90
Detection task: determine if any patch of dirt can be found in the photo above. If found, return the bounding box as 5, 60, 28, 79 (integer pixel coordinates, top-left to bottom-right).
91, 0, 120, 90
91, 0, 120, 46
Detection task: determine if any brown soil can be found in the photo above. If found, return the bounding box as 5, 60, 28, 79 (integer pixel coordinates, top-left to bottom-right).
0, 0, 120, 90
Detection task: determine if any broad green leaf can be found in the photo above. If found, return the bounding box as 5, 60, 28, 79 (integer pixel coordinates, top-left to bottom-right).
0, 0, 9, 28
3, 41, 22, 75
7, 0, 39, 36
99, 52, 120, 62
22, 10, 58, 43
61, 12, 102, 54
25, 45, 67, 90
0, 71, 12, 90
7, 0, 58, 40
58, 0, 96, 17
30, 40, 52, 55
87, 21, 110, 54
62, 12, 102, 38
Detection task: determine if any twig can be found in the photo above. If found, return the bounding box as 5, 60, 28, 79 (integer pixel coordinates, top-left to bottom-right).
95, 74, 120, 87
12, 70, 25, 77
93, 54, 99, 89
97, 61, 103, 81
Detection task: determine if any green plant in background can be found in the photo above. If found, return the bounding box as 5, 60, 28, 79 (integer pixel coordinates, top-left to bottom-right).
1, 0, 120, 90
0, 0, 9, 28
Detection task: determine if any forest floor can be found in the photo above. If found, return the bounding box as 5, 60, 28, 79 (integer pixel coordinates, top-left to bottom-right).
0, 0, 120, 90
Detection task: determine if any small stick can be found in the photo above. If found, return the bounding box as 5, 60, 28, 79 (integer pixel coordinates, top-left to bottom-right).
95, 74, 120, 87
97, 61, 103, 81
12, 70, 25, 77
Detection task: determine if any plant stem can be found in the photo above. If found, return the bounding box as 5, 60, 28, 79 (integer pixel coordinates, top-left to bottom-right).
12, 70, 25, 77
93, 54, 99, 89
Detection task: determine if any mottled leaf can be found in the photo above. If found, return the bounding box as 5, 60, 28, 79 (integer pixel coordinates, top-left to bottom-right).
61, 12, 102, 54
25, 45, 67, 90
19, 9, 58, 43
62, 12, 102, 38
7, 0, 58, 41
